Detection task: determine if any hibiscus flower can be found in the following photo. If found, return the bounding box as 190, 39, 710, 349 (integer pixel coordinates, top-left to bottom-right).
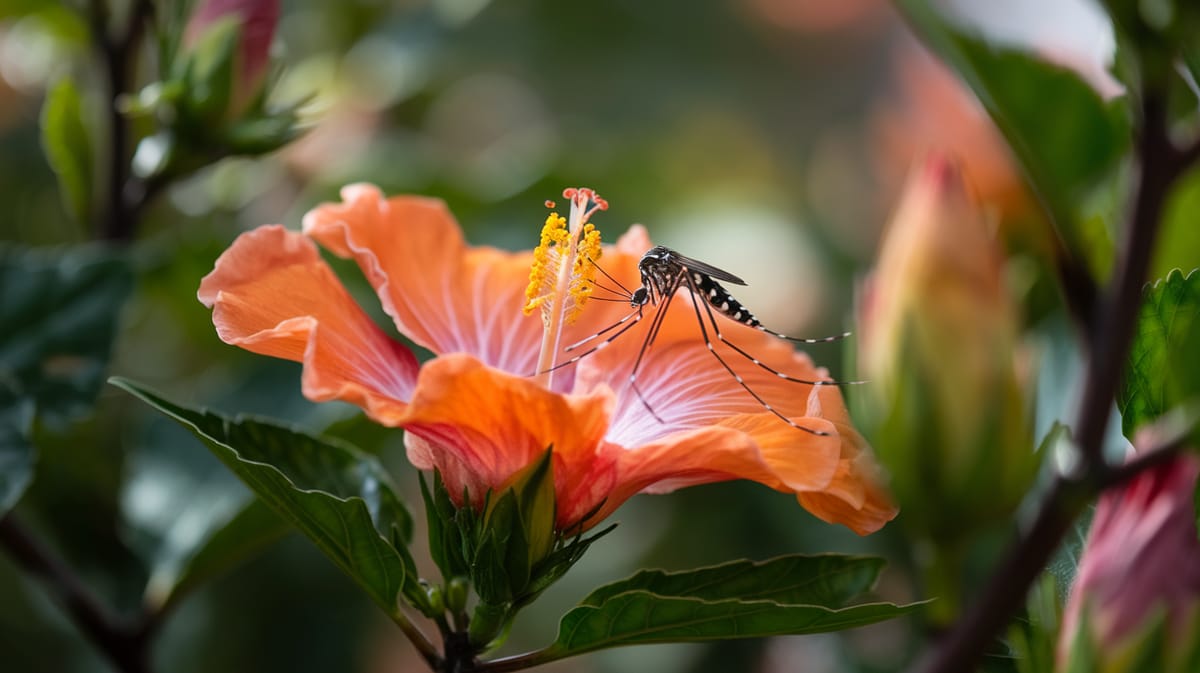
198, 184, 896, 534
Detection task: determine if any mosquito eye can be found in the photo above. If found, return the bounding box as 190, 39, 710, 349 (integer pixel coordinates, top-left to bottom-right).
632, 288, 648, 306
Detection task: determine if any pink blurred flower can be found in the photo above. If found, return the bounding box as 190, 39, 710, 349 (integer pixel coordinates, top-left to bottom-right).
1060, 446, 1200, 667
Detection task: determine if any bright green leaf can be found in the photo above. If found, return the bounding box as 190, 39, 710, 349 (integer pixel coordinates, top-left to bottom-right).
40, 77, 94, 223
1119, 269, 1200, 437
540, 555, 915, 659
1154, 167, 1200, 280
0, 246, 132, 424
896, 0, 1129, 275
110, 377, 433, 619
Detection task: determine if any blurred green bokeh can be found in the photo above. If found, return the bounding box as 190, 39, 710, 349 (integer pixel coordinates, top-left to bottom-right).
0, 0, 1137, 672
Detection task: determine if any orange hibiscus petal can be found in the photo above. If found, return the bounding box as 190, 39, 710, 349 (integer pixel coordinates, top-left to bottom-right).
798, 445, 898, 535
583, 314, 892, 533
198, 225, 418, 424
302, 184, 547, 376
399, 353, 617, 528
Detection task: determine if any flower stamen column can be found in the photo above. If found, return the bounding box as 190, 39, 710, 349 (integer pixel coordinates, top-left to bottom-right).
524, 187, 607, 389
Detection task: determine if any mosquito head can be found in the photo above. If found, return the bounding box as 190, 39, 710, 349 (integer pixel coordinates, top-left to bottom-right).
631, 287, 649, 307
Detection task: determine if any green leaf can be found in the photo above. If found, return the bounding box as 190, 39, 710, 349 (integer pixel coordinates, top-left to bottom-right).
581, 554, 885, 608
896, 0, 1129, 274
1119, 269, 1200, 437
0, 380, 35, 515
40, 77, 94, 222
1154, 167, 1200, 281
541, 555, 916, 659
146, 498, 289, 611
110, 377, 433, 619
0, 246, 132, 424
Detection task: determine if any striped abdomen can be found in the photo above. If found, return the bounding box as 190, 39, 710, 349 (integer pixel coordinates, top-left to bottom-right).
690, 271, 761, 328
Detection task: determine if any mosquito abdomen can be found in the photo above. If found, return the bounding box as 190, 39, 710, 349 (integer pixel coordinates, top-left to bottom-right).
691, 272, 762, 327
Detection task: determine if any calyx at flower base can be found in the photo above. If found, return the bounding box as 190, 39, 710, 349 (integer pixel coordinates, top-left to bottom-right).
420, 448, 615, 651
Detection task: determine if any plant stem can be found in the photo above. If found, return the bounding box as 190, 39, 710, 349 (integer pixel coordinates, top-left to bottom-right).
909, 87, 1194, 673
89, 0, 154, 243
391, 608, 443, 671
0, 514, 152, 673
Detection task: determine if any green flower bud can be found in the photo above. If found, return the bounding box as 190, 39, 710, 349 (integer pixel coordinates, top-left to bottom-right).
858, 155, 1037, 614
180, 0, 279, 122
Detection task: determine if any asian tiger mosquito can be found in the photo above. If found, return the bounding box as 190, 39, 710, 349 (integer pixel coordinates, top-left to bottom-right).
550, 245, 857, 437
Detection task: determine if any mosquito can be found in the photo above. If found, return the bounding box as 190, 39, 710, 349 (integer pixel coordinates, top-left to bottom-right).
551, 245, 857, 437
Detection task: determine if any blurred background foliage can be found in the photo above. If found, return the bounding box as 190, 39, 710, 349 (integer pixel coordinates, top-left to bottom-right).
0, 0, 1165, 672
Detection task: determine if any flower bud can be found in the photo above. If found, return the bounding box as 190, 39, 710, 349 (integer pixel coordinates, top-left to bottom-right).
1059, 444, 1200, 672
859, 154, 1035, 541
181, 0, 279, 120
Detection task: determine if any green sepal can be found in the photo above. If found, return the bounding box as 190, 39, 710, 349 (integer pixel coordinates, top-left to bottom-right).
180, 17, 241, 125
472, 448, 556, 605
446, 577, 469, 615
475, 490, 520, 605
512, 448, 556, 570
222, 112, 304, 155
420, 471, 470, 581
469, 601, 512, 651
520, 523, 617, 609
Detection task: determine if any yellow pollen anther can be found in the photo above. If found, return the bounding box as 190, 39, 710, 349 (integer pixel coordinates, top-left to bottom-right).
523, 213, 571, 316
525, 188, 608, 389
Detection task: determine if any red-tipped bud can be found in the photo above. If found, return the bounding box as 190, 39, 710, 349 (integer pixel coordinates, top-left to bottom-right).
1059, 440, 1200, 671
182, 0, 280, 118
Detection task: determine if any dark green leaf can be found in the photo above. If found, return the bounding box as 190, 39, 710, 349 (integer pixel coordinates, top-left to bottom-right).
542, 555, 915, 658
40, 78, 94, 222
149, 499, 289, 611
896, 0, 1129, 273
110, 377, 433, 619
581, 554, 885, 609
0, 246, 132, 424
1119, 269, 1200, 436
547, 594, 915, 657
0, 380, 35, 515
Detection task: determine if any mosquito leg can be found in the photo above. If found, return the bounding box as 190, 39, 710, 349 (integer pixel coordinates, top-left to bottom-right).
758, 325, 852, 344
563, 305, 643, 352
624, 277, 682, 425
537, 307, 646, 375
682, 275, 830, 437
590, 280, 634, 302
586, 255, 636, 298
698, 300, 865, 386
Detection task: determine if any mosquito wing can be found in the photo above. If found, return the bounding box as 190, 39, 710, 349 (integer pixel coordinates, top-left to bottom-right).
668, 249, 748, 286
